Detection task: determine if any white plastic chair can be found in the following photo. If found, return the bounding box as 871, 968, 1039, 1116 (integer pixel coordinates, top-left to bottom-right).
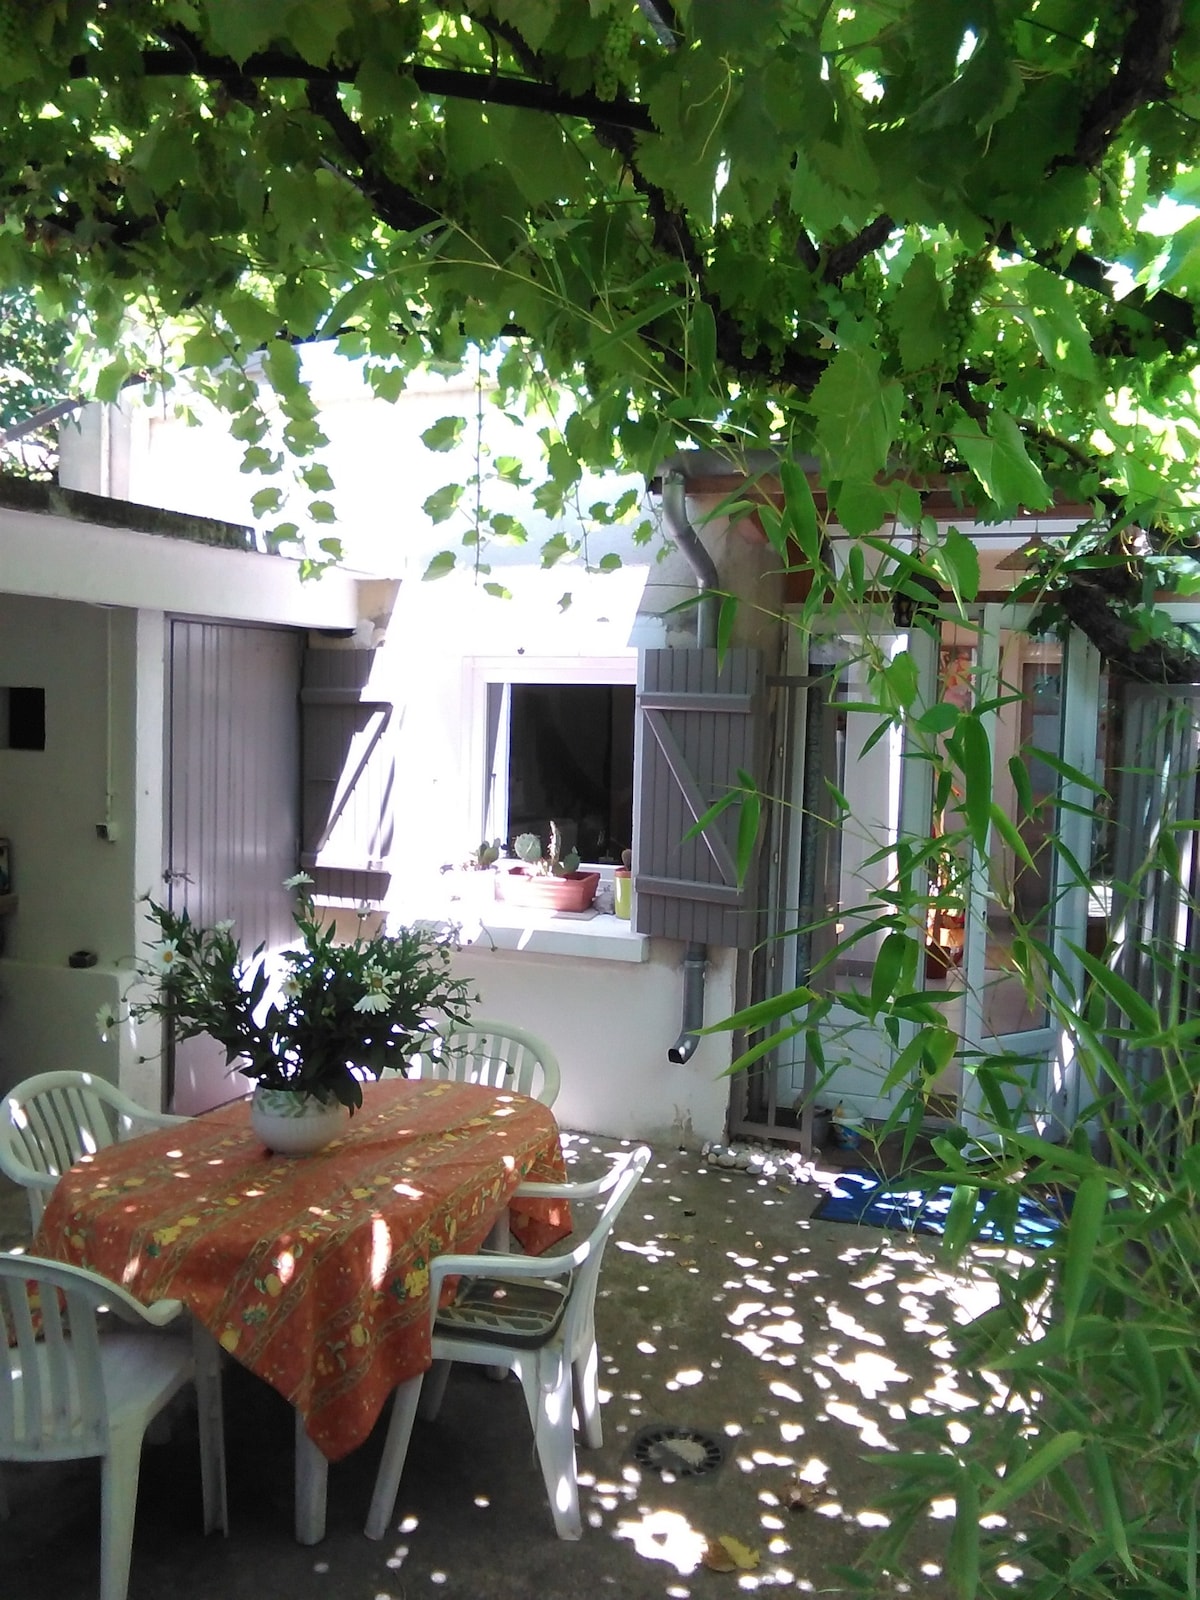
0, 1072, 186, 1228
0, 1254, 227, 1600
366, 1144, 651, 1542
408, 1021, 560, 1108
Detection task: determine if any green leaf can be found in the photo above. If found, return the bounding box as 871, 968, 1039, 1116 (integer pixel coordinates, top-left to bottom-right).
250, 486, 282, 515
262, 338, 301, 397
1084, 1442, 1134, 1574
957, 716, 993, 851
779, 460, 820, 562
691, 297, 717, 388
422, 484, 463, 525
716, 591, 738, 665
810, 345, 902, 483
422, 552, 457, 581
421, 416, 467, 452
936, 529, 980, 603
948, 1473, 980, 1600
1062, 1174, 1108, 1343
980, 1432, 1085, 1516
890, 252, 950, 371
735, 786, 761, 885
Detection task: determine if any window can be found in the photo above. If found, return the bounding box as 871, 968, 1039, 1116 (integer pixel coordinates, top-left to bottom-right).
476, 659, 637, 866
1, 686, 45, 750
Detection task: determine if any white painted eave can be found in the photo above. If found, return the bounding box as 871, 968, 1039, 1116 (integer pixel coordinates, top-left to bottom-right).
1, 505, 364, 628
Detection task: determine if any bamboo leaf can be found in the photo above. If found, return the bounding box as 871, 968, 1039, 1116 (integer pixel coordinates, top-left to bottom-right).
1075, 949, 1163, 1035
980, 1432, 1085, 1514
736, 786, 762, 884
942, 1182, 982, 1260
1062, 1174, 1108, 1343
948, 1473, 981, 1600
1084, 1442, 1134, 1573
957, 716, 992, 850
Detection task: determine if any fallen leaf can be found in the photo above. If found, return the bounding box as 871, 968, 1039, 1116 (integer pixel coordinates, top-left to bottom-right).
702, 1539, 738, 1573
679, 1258, 697, 1268
702, 1535, 760, 1572
785, 1480, 819, 1512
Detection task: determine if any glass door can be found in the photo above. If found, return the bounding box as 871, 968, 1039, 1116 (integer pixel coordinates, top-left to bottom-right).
956, 605, 1100, 1139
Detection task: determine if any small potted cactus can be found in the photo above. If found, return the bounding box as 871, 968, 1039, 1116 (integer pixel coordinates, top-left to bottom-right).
494, 821, 600, 912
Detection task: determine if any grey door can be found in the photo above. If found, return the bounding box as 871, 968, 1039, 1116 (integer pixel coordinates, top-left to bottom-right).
165, 619, 302, 1114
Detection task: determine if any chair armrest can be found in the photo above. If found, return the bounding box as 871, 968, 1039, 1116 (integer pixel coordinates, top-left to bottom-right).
518, 1152, 649, 1203
429, 1248, 576, 1299
10, 1255, 185, 1329
0, 1152, 58, 1193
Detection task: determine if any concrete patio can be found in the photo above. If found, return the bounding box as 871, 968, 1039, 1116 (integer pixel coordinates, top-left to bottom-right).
0, 1131, 986, 1600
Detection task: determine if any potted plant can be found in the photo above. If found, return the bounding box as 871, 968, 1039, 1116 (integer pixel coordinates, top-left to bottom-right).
440, 839, 501, 915
126, 873, 476, 1153
493, 822, 600, 913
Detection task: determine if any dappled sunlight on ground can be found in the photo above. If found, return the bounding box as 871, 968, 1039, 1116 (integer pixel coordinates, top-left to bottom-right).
0, 1136, 1012, 1599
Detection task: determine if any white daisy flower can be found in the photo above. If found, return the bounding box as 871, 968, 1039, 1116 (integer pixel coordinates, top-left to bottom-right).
95, 1003, 119, 1040
353, 966, 394, 1013
150, 940, 180, 975
214, 919, 235, 934
283, 872, 314, 890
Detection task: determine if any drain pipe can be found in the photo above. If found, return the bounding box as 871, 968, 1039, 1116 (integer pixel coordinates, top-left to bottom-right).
661, 469, 719, 1066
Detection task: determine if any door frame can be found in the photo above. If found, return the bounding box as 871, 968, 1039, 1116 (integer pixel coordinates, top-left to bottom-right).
734, 603, 1102, 1147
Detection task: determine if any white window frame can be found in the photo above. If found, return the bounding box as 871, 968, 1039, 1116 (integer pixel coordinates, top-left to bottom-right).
463, 654, 638, 862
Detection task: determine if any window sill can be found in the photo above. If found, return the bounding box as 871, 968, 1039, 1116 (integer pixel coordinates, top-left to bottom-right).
468, 907, 648, 963
393, 896, 649, 964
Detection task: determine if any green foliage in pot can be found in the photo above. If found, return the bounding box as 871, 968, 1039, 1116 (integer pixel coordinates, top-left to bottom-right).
126, 874, 475, 1110
512, 821, 581, 878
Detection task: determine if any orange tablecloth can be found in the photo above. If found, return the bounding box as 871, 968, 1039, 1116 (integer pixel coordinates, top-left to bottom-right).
34, 1078, 569, 1461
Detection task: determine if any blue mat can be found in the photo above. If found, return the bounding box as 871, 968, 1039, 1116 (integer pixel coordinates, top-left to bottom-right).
812, 1169, 1064, 1249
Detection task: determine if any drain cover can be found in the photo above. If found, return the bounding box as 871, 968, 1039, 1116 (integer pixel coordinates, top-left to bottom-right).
630, 1424, 726, 1478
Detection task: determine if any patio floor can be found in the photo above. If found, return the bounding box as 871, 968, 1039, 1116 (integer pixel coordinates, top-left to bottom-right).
0, 1132, 985, 1599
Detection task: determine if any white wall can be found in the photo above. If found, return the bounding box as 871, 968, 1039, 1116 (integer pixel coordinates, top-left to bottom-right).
451, 940, 735, 1145
47, 364, 795, 1146
0, 594, 141, 1093
0, 505, 368, 1103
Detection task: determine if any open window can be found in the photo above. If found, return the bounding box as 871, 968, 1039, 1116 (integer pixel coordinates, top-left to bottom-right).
474, 656, 637, 866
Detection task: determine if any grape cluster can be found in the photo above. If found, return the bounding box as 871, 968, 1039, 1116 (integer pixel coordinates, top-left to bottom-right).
946, 254, 990, 360
593, 12, 639, 102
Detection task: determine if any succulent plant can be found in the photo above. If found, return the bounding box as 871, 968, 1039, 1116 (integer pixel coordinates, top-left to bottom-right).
512, 822, 581, 877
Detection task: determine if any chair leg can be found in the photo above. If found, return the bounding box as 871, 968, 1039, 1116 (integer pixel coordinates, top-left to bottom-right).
99, 1425, 144, 1600
0, 1462, 8, 1521
192, 1326, 228, 1535
520, 1351, 582, 1541
365, 1375, 423, 1540
573, 1339, 603, 1450
416, 1358, 452, 1421
294, 1413, 329, 1546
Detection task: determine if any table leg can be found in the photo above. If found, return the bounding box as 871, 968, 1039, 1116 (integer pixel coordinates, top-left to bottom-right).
294, 1413, 330, 1545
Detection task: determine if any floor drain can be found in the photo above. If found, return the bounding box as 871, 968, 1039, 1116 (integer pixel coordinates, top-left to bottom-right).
630, 1424, 726, 1478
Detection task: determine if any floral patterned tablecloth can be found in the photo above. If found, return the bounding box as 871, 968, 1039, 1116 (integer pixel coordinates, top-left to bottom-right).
34, 1077, 570, 1461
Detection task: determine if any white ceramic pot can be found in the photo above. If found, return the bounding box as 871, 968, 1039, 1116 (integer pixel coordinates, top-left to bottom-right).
249, 1085, 348, 1156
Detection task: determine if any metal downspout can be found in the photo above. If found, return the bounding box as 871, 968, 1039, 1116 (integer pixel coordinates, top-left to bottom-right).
661, 470, 718, 1066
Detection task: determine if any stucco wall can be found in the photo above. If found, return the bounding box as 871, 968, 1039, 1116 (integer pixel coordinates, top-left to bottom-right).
450, 940, 735, 1145
0, 594, 141, 1093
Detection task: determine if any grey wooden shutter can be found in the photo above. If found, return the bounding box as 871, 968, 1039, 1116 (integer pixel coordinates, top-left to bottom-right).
635, 647, 764, 948
300, 647, 394, 906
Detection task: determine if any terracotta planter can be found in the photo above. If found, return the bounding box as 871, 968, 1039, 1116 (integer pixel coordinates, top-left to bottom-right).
493, 867, 600, 913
